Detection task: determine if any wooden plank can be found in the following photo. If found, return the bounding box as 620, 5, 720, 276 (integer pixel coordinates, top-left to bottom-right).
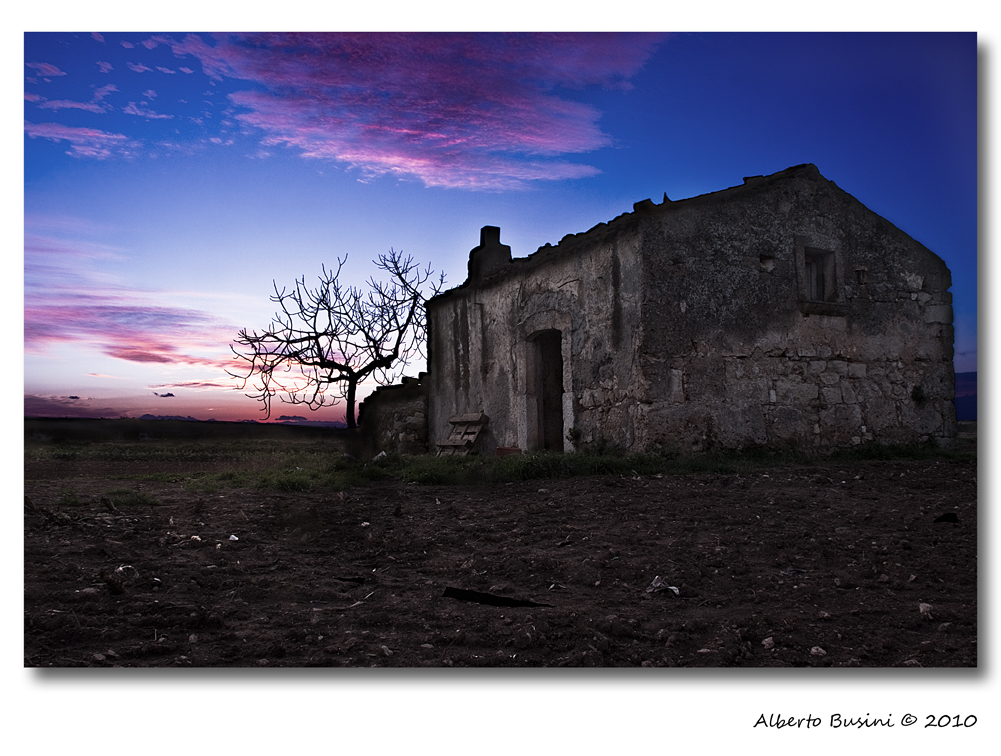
449, 413, 488, 424
437, 411, 489, 457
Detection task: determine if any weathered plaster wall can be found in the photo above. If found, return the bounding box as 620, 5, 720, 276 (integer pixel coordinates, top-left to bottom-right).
426, 164, 955, 455
427, 225, 645, 453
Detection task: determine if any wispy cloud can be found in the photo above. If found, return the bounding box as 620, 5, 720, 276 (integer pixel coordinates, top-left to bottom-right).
24, 224, 238, 372
123, 102, 173, 119
150, 379, 236, 390
26, 61, 67, 77
162, 32, 664, 189
23, 121, 138, 159
97, 61, 113, 73
33, 83, 118, 114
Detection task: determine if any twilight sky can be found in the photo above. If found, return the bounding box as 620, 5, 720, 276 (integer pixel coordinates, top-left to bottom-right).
23, 32, 978, 423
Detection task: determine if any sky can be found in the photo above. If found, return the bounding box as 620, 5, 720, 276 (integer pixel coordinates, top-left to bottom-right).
23, 32, 978, 423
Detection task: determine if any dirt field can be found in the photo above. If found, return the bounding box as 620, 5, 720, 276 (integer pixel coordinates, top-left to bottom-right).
24, 439, 977, 667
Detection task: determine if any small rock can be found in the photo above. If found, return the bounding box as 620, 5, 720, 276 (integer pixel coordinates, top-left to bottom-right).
810, 646, 827, 656
188, 634, 198, 643
919, 603, 934, 619
878, 574, 890, 583
903, 659, 923, 667
381, 644, 393, 657
420, 643, 434, 649
92, 653, 106, 663
818, 611, 831, 619
761, 637, 775, 650
937, 622, 953, 633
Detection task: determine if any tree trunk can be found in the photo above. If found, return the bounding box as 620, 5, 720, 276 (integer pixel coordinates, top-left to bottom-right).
345, 378, 357, 429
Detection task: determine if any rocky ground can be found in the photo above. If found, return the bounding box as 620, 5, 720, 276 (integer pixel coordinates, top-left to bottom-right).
25, 452, 976, 667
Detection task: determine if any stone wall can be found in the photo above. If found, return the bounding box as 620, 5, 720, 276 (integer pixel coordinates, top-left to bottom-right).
426, 164, 955, 455
357, 374, 428, 455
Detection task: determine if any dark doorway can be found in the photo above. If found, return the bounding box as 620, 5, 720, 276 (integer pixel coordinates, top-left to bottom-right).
533, 329, 564, 451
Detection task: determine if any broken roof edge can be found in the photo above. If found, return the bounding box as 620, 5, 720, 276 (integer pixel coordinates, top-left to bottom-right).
428, 163, 831, 303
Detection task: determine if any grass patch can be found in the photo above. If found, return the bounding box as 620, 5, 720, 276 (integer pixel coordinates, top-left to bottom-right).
57, 490, 87, 507
104, 488, 160, 507
29, 434, 972, 494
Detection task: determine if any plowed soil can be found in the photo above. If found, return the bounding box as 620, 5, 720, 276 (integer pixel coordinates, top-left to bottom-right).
24, 456, 977, 667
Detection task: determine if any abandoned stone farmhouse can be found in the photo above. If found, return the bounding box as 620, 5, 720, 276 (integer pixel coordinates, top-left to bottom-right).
360, 164, 956, 455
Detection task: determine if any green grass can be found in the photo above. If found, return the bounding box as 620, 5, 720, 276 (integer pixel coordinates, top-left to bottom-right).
103, 488, 161, 507
28, 434, 974, 494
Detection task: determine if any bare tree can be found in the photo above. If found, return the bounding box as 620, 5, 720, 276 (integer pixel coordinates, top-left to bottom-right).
229, 249, 445, 429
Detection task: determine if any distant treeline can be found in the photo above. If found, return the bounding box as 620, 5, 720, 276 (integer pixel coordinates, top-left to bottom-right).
24, 417, 354, 444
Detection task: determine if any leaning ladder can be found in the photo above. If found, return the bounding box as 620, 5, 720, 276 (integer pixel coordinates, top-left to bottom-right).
436, 413, 489, 456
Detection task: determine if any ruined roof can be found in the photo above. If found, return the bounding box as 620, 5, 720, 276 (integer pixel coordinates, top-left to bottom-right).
430, 163, 835, 302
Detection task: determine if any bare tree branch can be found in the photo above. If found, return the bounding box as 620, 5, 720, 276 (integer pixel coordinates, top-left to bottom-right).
229, 249, 445, 428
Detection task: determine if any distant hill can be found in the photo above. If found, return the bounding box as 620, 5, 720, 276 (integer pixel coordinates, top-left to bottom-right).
954, 371, 976, 422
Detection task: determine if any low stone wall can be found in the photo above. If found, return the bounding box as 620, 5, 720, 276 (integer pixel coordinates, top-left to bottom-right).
357, 374, 429, 455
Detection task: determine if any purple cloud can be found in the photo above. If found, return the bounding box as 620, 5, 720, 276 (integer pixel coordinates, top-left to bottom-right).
26, 61, 67, 77
151, 379, 234, 390
127, 62, 152, 73
24, 394, 121, 419
164, 32, 664, 189
92, 33, 105, 43
33, 83, 118, 114
24, 227, 238, 372
24, 121, 138, 159
97, 61, 113, 73
156, 66, 176, 74
123, 102, 173, 119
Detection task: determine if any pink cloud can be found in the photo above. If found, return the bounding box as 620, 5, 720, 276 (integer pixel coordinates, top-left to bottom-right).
123, 102, 173, 119
163, 32, 664, 189
26, 61, 67, 77
127, 62, 152, 73
24, 121, 138, 158
92, 32, 106, 43
24, 227, 237, 372
35, 85, 117, 114
156, 66, 176, 74
97, 61, 113, 73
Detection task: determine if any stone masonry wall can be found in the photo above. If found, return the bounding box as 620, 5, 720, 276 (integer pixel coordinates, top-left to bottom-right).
357, 375, 428, 455
426, 165, 955, 455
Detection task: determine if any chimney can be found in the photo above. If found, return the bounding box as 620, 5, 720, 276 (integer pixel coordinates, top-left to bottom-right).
466, 225, 512, 285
